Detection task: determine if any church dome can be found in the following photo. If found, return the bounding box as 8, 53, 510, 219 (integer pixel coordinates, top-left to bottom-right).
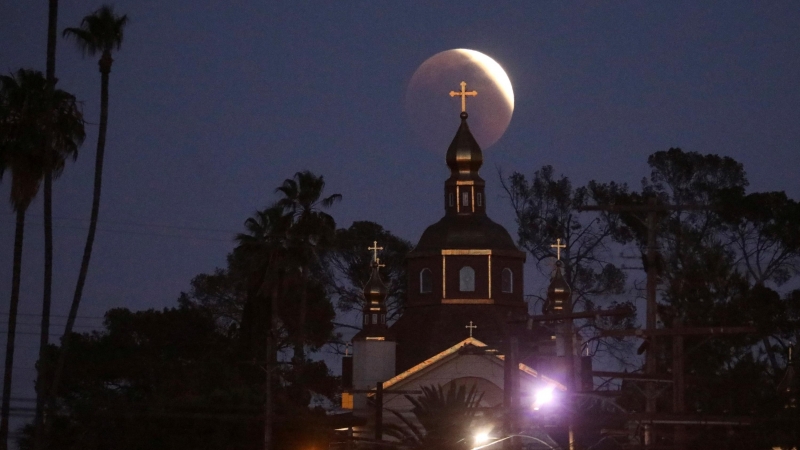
446, 112, 483, 179
364, 263, 387, 301
413, 214, 518, 252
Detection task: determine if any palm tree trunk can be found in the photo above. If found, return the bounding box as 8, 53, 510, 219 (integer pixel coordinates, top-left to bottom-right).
47, 57, 110, 438
1, 208, 27, 450
35, 5, 59, 446
294, 266, 307, 363
264, 281, 279, 450
34, 174, 53, 450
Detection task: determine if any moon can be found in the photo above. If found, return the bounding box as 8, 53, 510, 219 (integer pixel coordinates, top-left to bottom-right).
405, 49, 515, 153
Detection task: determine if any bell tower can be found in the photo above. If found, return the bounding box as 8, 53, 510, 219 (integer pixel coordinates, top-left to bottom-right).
351, 242, 396, 414
391, 81, 527, 372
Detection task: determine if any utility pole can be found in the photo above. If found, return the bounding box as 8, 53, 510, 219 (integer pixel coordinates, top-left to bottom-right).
579, 200, 712, 448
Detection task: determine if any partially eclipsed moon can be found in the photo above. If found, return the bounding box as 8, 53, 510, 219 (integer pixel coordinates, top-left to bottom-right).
405, 49, 515, 152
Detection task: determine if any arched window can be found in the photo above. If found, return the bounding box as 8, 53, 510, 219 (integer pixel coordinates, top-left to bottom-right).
462, 191, 470, 207
477, 192, 483, 206
420, 268, 433, 293
459, 266, 475, 292
501, 268, 513, 293
449, 193, 454, 207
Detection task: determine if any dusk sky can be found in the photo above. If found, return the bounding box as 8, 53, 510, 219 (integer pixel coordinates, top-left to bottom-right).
2, 0, 800, 423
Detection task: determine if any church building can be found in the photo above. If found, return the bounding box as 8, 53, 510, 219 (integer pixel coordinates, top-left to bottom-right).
341, 83, 572, 447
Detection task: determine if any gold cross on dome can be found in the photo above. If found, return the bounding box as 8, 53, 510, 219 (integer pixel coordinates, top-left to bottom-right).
550, 238, 566, 261
376, 258, 386, 269
466, 320, 477, 337
368, 241, 383, 263
449, 81, 477, 113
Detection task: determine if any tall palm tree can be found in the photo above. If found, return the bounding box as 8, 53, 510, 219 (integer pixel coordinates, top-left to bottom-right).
0, 68, 84, 450
275, 170, 341, 363
235, 205, 292, 450
48, 4, 128, 421
34, 2, 63, 447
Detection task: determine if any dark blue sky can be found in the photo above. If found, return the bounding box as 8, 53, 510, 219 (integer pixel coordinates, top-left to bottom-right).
2, 0, 800, 419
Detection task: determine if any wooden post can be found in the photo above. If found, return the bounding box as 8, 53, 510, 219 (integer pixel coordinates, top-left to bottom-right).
673, 318, 686, 449
375, 382, 383, 441
644, 205, 657, 447
503, 338, 519, 449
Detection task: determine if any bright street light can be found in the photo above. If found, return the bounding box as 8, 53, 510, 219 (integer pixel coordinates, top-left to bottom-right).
473, 432, 491, 445
532, 385, 555, 410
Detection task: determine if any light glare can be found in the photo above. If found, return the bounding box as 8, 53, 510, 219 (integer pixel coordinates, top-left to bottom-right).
533, 386, 555, 410
474, 432, 490, 445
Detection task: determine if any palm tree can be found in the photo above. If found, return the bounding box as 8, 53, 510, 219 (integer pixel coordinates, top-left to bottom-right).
274, 170, 341, 363
385, 383, 486, 450
0, 68, 84, 450
48, 3, 128, 421
33, 3, 67, 446
235, 205, 292, 450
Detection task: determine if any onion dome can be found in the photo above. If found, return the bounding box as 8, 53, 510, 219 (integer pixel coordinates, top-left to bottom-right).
409, 105, 523, 255
544, 261, 571, 316
446, 112, 483, 179
353, 260, 394, 341
364, 261, 387, 304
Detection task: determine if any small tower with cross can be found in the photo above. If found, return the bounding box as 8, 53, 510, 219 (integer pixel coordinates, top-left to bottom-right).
543, 238, 572, 318
351, 241, 396, 415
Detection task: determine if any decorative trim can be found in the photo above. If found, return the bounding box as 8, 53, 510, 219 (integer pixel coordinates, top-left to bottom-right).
379, 337, 567, 392
442, 298, 494, 305
488, 255, 492, 299
441, 249, 492, 256
366, 337, 386, 341
455, 180, 475, 186
471, 186, 475, 213
442, 256, 446, 298
456, 185, 460, 210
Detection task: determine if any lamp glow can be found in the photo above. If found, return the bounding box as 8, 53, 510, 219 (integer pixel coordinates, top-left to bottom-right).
533, 386, 555, 410
474, 432, 491, 445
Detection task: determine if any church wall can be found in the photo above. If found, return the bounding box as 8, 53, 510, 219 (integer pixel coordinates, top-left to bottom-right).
407, 254, 526, 305
407, 257, 442, 305
489, 255, 525, 304
352, 340, 396, 414
444, 255, 489, 299
381, 354, 545, 415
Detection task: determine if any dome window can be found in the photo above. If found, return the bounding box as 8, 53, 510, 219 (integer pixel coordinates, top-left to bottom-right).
462, 191, 470, 207
449, 193, 454, 207
459, 266, 475, 292
477, 192, 482, 207
420, 268, 433, 293
501, 268, 513, 293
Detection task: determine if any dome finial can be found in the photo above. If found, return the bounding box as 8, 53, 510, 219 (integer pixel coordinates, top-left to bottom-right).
449, 81, 477, 114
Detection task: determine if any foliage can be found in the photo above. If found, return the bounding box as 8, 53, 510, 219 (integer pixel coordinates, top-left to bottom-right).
329, 221, 412, 321
501, 165, 636, 362
62, 5, 128, 61
385, 383, 487, 450
599, 148, 800, 445
0, 68, 85, 210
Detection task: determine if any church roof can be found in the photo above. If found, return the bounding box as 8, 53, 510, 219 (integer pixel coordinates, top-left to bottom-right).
380, 337, 566, 392
410, 213, 521, 254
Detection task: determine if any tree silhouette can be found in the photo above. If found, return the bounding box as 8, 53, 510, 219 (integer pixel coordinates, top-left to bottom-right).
0, 69, 84, 450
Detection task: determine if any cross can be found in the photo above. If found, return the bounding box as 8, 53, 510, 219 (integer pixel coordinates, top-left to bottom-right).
375, 258, 386, 269
550, 238, 566, 261
466, 321, 477, 337
368, 241, 383, 263
449, 81, 478, 113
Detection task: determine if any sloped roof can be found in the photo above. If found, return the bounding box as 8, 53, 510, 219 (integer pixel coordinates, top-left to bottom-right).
380, 337, 566, 392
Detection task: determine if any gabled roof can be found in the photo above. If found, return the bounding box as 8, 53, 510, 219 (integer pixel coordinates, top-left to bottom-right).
381, 337, 566, 392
